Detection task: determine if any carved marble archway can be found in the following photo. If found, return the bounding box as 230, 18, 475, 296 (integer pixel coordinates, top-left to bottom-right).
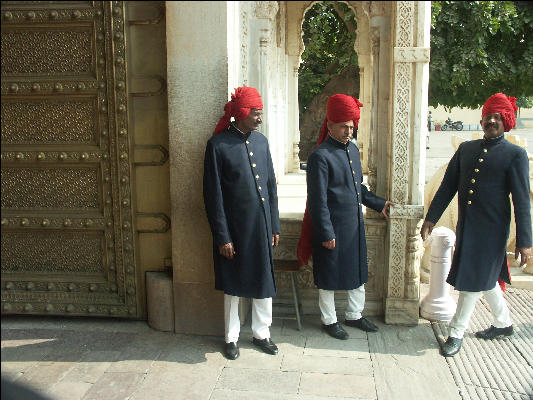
281, 1, 430, 325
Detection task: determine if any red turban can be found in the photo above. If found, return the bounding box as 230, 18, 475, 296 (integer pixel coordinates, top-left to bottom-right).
213, 87, 263, 135
316, 94, 364, 145
481, 93, 518, 132
297, 94, 363, 267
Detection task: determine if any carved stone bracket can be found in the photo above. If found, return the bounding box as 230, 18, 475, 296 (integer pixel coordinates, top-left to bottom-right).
254, 1, 279, 20
389, 204, 424, 220
393, 47, 430, 63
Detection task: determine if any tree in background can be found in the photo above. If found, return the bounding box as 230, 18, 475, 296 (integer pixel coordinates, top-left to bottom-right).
430, 1, 533, 110
298, 1, 533, 124
298, 1, 357, 115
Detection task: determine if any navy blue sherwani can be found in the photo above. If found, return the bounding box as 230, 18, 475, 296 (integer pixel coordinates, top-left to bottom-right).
203, 124, 281, 299
307, 136, 386, 290
425, 136, 532, 292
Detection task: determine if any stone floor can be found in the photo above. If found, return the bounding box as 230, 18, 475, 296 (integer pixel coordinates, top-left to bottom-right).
2, 288, 532, 400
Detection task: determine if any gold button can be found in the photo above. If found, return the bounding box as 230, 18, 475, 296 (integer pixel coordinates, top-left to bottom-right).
258, 186, 262, 190
352, 171, 355, 175
246, 141, 250, 144
250, 152, 253, 156
471, 179, 475, 183
359, 202, 362, 206
483, 149, 487, 153
347, 150, 350, 153
255, 175, 259, 179
350, 160, 353, 164
261, 197, 265, 201
474, 169, 479, 173
358, 192, 360, 196
478, 158, 484, 162
469, 190, 473, 194
252, 163, 256, 167
467, 201, 472, 205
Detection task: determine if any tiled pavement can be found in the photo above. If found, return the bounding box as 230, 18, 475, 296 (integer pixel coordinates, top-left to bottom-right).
2, 309, 458, 400
2, 290, 533, 400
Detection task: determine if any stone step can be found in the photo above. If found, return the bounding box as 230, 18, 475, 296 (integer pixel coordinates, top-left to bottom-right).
278, 197, 306, 216
277, 184, 307, 197
509, 266, 533, 290
278, 171, 306, 185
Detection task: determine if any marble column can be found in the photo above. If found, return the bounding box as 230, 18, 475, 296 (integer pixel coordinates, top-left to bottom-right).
385, 1, 430, 325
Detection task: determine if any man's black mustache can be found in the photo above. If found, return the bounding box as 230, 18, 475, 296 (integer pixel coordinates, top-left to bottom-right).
485, 123, 497, 129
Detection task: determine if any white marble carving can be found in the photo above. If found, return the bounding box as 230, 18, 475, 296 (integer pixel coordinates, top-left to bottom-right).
393, 46, 430, 63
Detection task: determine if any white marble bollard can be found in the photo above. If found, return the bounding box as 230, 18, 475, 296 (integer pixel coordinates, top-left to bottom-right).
420, 226, 457, 322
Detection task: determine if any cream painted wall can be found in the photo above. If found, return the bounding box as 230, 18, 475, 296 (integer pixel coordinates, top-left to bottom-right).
166, 1, 230, 335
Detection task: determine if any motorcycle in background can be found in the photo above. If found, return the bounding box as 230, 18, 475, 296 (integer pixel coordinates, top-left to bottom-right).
441, 117, 463, 131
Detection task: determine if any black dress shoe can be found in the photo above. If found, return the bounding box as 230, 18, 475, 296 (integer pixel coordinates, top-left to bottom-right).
475, 325, 514, 340
440, 337, 462, 357
224, 342, 239, 360
322, 322, 349, 340
345, 317, 379, 332
252, 337, 278, 355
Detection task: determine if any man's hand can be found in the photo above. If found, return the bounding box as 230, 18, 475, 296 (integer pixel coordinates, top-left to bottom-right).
272, 234, 280, 248
219, 242, 235, 260
420, 220, 435, 241
381, 201, 396, 219
515, 247, 531, 267
322, 239, 335, 250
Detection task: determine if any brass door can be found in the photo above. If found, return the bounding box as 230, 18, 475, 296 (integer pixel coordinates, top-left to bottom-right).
1, 1, 171, 319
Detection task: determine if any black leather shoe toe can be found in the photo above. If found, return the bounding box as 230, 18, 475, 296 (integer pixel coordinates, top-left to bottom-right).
323, 322, 349, 340
224, 342, 239, 360
475, 325, 513, 340
345, 317, 379, 332
253, 337, 278, 355
440, 337, 462, 357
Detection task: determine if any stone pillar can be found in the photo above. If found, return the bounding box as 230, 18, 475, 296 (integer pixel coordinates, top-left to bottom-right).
420, 227, 457, 322
353, 12, 371, 174
253, 1, 281, 178
384, 1, 430, 325
288, 60, 301, 173
367, 26, 380, 194
166, 1, 233, 335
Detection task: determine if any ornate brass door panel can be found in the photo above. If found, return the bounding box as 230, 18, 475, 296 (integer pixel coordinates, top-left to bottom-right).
0, 1, 170, 318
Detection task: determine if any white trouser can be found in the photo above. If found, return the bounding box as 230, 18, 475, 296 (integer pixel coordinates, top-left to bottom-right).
449, 282, 512, 339
224, 294, 272, 343
318, 285, 365, 325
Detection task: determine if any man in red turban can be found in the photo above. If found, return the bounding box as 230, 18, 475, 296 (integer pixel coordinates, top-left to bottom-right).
298, 94, 393, 340
204, 87, 281, 360
422, 93, 530, 357
212, 86, 264, 135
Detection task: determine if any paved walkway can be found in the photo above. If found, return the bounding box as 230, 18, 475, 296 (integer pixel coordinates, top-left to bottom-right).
2, 287, 532, 400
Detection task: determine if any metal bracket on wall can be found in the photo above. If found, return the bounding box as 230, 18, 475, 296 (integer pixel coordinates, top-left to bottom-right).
133, 144, 169, 166
135, 212, 170, 233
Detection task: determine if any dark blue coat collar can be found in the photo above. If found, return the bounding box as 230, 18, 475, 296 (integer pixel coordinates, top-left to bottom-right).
229, 123, 252, 140
326, 135, 349, 149
482, 134, 505, 147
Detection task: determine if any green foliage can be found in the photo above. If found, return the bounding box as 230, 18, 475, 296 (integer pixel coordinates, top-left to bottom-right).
516, 95, 533, 109
298, 1, 358, 114
430, 1, 533, 109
